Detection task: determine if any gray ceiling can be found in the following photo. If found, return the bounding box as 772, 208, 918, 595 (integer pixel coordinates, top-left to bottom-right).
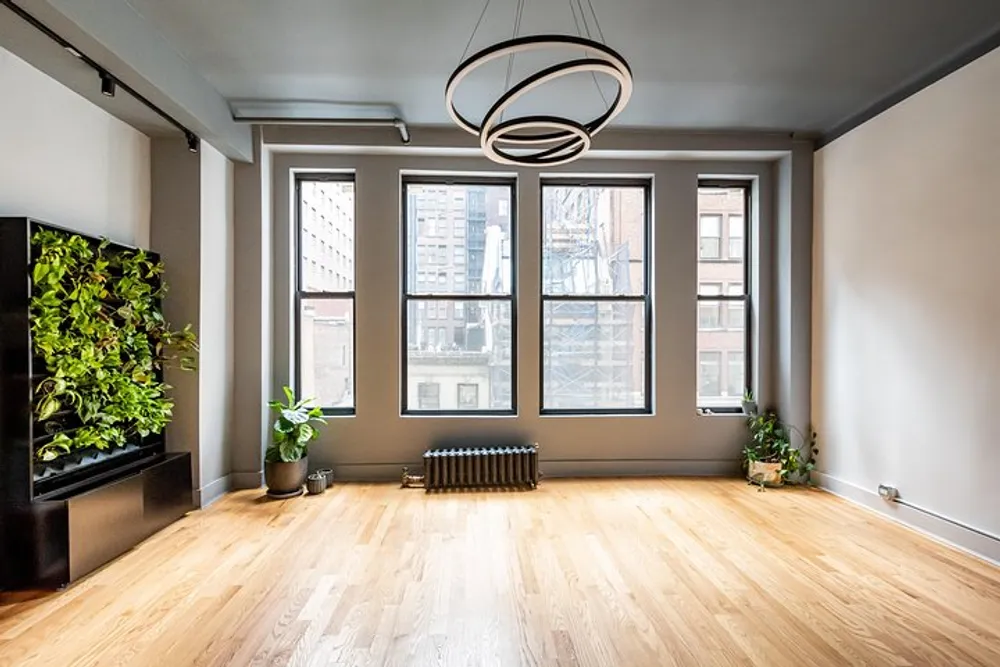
124, 0, 1000, 135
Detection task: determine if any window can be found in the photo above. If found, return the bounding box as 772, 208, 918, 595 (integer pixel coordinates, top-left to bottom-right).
697, 182, 751, 410
728, 216, 744, 260
699, 351, 721, 397
402, 177, 516, 414
727, 282, 744, 330
699, 215, 721, 259
418, 382, 440, 410
727, 352, 744, 398
296, 174, 355, 413
698, 283, 722, 330
541, 180, 651, 413
457, 383, 479, 408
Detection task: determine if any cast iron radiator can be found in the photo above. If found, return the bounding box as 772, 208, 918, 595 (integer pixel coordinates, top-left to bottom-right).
406, 445, 539, 491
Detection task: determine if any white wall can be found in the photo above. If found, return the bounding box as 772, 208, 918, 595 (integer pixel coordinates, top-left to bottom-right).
198, 142, 235, 496
0, 45, 149, 244
813, 47, 1000, 551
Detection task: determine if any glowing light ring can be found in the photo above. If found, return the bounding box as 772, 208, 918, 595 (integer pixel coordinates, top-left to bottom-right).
445, 34, 633, 165
483, 117, 591, 166
479, 59, 629, 161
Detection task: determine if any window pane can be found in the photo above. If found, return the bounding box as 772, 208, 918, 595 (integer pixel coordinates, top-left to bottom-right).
406, 300, 513, 411
728, 302, 745, 330
405, 183, 512, 295
728, 215, 744, 260
698, 351, 722, 399
417, 382, 440, 410
300, 181, 354, 292
542, 184, 646, 296
699, 188, 744, 283
698, 300, 722, 330
542, 300, 646, 410
299, 298, 354, 409
698, 215, 721, 260
697, 305, 744, 408
727, 352, 745, 398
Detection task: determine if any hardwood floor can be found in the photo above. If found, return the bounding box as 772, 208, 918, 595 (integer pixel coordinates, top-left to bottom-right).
1, 478, 998, 666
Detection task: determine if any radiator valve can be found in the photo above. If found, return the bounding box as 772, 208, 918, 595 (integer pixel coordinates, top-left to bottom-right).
401, 467, 425, 489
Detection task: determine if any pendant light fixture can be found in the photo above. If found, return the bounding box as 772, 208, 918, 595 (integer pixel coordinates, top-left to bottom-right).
446, 0, 632, 167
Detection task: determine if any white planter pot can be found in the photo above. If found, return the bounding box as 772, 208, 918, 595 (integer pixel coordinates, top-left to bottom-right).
748, 461, 783, 487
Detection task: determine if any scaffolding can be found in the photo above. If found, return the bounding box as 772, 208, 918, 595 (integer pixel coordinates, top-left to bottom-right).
542, 187, 638, 409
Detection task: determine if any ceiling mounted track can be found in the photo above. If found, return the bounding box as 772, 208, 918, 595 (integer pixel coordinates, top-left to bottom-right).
0, 0, 202, 152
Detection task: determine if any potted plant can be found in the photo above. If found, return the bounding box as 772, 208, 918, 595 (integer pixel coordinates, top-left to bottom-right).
265, 386, 326, 499
741, 389, 758, 416
742, 409, 817, 489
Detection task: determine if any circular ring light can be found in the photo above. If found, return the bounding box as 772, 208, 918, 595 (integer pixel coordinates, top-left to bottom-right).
483, 117, 591, 166
478, 59, 630, 162
445, 34, 633, 166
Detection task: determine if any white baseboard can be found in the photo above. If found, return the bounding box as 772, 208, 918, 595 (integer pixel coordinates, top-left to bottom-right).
814, 472, 1000, 566
197, 474, 232, 509
327, 459, 739, 482
230, 470, 264, 490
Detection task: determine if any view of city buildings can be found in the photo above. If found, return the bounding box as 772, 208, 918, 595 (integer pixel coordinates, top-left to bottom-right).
697, 186, 747, 409
297, 179, 747, 413
541, 185, 648, 410
298, 179, 355, 409
404, 182, 513, 411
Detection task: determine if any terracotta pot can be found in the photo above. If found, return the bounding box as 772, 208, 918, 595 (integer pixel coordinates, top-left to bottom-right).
747, 460, 783, 487
265, 456, 308, 498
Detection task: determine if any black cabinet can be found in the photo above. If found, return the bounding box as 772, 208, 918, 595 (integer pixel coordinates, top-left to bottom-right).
0, 218, 194, 590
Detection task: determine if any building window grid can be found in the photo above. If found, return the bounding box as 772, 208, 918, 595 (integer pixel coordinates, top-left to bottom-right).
295, 173, 356, 415
401, 176, 518, 415
696, 181, 752, 412
540, 179, 653, 415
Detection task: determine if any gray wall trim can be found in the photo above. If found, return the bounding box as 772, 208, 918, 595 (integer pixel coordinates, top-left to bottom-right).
331, 460, 739, 482
196, 474, 232, 509
818, 30, 1000, 149
814, 472, 1000, 567
230, 470, 263, 490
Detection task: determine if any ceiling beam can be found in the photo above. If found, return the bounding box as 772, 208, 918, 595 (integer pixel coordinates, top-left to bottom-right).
7, 0, 252, 161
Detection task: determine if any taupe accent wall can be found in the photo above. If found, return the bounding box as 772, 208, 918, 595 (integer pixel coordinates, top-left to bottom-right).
257, 153, 778, 478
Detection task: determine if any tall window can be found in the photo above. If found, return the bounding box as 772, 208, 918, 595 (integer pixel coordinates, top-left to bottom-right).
541, 180, 651, 414
697, 181, 750, 411
296, 174, 355, 414
402, 177, 515, 414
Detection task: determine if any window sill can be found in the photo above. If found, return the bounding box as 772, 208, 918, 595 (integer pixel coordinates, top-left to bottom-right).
540, 409, 654, 418
401, 410, 518, 418
321, 408, 356, 417
696, 407, 745, 417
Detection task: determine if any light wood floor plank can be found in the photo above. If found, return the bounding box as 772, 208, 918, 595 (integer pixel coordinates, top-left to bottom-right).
1, 478, 998, 666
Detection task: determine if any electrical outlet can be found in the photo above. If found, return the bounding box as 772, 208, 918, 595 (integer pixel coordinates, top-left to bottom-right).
878, 484, 898, 501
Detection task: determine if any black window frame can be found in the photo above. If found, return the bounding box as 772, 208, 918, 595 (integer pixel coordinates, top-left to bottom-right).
696, 179, 752, 414
294, 172, 357, 416
400, 174, 518, 416
539, 177, 654, 416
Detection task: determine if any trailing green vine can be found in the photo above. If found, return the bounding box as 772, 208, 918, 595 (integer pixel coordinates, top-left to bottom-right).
30, 228, 197, 462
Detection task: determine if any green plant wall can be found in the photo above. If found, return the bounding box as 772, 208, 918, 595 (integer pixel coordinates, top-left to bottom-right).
30, 228, 197, 462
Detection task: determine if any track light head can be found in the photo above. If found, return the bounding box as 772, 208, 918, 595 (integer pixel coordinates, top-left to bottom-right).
186, 132, 200, 153
99, 70, 116, 97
